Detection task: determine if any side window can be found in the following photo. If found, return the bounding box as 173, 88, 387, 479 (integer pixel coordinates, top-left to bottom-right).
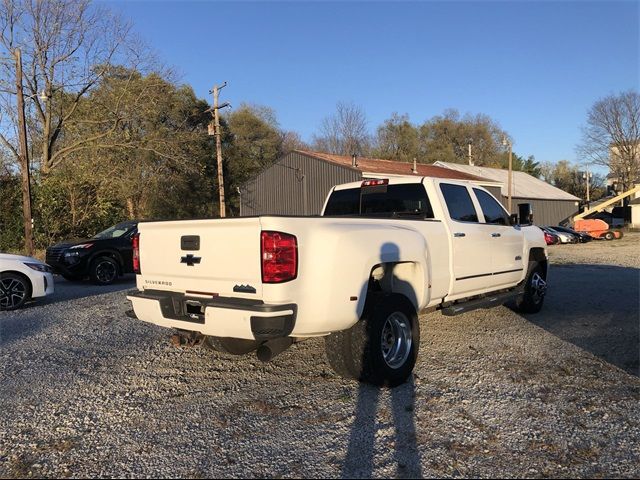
440, 184, 479, 222
474, 188, 511, 226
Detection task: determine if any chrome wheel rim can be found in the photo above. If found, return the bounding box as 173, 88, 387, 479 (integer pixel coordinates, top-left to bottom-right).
530, 272, 547, 304
380, 312, 412, 369
96, 261, 117, 283
0, 277, 27, 309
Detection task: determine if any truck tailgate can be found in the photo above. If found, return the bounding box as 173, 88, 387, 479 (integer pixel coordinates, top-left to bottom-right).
137, 218, 263, 298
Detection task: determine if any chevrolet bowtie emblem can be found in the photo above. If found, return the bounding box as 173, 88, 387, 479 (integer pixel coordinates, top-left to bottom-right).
180, 254, 201, 266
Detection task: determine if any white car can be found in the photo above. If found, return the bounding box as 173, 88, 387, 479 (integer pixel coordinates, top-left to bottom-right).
543, 226, 578, 244
0, 253, 55, 311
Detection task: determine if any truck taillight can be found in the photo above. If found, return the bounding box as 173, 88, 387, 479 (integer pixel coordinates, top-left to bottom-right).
132, 233, 141, 274
261, 231, 297, 283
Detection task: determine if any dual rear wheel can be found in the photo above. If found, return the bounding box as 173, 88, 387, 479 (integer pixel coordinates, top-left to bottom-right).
325, 293, 420, 387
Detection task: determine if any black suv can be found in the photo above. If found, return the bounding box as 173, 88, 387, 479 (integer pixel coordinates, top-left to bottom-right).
46, 221, 138, 285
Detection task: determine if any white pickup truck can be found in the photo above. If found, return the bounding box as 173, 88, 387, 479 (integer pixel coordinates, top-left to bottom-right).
127, 176, 547, 386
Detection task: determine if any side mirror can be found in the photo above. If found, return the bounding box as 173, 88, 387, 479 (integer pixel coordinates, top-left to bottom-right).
510, 213, 519, 225
518, 203, 533, 225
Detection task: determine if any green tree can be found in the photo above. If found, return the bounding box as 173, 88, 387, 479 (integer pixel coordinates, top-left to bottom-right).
222, 104, 287, 214
540, 160, 605, 201
23, 68, 215, 247
0, 170, 22, 252
495, 152, 542, 178
419, 109, 508, 166
372, 113, 420, 162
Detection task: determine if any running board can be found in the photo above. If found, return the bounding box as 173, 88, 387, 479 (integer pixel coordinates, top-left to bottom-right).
440, 289, 523, 317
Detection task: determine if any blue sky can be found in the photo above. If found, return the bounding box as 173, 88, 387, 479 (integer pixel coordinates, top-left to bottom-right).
106, 1, 639, 170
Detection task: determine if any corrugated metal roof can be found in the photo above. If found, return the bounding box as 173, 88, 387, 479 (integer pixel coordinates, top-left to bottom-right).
433, 162, 581, 201
295, 150, 494, 183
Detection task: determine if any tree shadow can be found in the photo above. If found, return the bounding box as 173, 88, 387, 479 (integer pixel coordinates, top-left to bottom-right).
523, 263, 639, 376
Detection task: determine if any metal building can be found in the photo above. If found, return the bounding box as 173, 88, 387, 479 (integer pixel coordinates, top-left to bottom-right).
434, 162, 581, 226
239, 150, 500, 216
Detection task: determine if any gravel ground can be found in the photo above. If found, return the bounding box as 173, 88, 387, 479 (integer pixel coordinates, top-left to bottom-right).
546, 231, 640, 268
1, 240, 639, 478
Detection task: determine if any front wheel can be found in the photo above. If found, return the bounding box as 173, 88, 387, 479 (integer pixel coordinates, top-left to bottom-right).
0, 273, 31, 311
90, 256, 119, 285
515, 262, 547, 313
603, 231, 615, 241
325, 293, 419, 387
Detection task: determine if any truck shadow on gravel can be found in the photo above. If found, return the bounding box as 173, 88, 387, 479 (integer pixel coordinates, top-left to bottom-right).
522, 263, 639, 376
0, 275, 135, 346
342, 378, 422, 478
36, 274, 136, 307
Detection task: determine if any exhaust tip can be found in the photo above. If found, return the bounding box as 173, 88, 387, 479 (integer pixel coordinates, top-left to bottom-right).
256, 345, 273, 363
255, 337, 294, 363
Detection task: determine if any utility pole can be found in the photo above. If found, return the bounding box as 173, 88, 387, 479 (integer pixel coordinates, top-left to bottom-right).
14, 48, 34, 256
502, 135, 513, 213
467, 140, 474, 166
209, 82, 230, 217
583, 166, 592, 207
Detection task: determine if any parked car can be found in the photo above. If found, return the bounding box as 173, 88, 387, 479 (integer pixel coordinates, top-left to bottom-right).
541, 226, 577, 244
542, 229, 560, 245
551, 225, 592, 243
0, 253, 55, 311
46, 220, 138, 285
127, 177, 548, 387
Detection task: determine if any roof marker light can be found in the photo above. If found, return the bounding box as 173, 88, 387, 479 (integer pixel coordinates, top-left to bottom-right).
361, 179, 389, 187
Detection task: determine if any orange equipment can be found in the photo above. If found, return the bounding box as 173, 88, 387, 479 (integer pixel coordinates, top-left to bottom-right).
573, 219, 623, 241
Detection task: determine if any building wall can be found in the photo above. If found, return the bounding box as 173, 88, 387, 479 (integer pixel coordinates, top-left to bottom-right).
485, 186, 503, 202
508, 197, 579, 226
240, 152, 361, 216
631, 205, 640, 228
241, 153, 579, 225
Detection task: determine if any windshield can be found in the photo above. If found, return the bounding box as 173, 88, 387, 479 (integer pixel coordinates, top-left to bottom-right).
92, 222, 136, 240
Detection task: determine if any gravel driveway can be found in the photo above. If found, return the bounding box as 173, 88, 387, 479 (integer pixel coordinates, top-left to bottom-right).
1, 238, 639, 478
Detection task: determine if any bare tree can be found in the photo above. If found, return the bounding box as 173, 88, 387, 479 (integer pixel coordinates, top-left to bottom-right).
312, 102, 370, 156
280, 130, 307, 154
578, 90, 640, 192
0, 0, 148, 174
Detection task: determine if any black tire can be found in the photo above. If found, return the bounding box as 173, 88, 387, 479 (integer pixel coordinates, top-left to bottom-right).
325, 293, 419, 387
90, 256, 119, 285
603, 231, 614, 241
515, 262, 547, 314
204, 336, 260, 355
0, 272, 32, 311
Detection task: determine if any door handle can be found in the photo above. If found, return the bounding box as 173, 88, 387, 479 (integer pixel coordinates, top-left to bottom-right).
491, 233, 501, 238
454, 232, 466, 238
